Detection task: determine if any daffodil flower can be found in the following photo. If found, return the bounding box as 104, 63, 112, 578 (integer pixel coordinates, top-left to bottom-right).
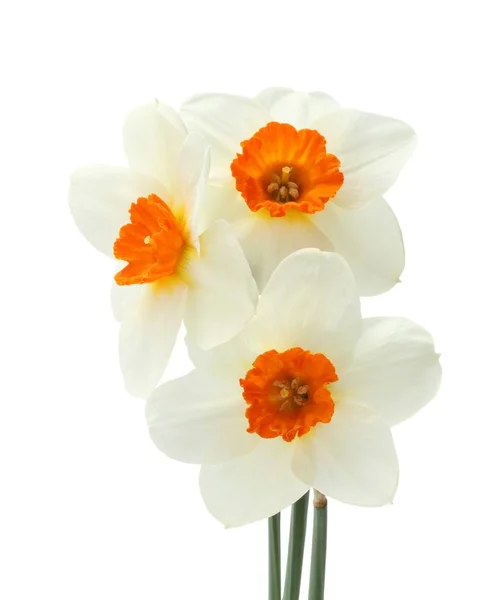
146, 249, 441, 527
180, 88, 416, 294
69, 103, 258, 398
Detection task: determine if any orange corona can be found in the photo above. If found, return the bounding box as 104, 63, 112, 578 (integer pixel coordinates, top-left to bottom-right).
240, 347, 338, 442
113, 194, 186, 285
231, 122, 344, 217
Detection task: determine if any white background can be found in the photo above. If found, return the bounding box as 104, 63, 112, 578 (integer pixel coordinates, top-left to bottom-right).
1, 0, 503, 598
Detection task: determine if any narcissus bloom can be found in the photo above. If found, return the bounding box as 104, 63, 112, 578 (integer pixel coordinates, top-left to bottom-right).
69, 103, 258, 398
180, 88, 416, 294
146, 250, 441, 527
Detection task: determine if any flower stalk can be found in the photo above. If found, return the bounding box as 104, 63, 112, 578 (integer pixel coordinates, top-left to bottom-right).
283, 491, 310, 600
268, 513, 282, 600
308, 490, 328, 600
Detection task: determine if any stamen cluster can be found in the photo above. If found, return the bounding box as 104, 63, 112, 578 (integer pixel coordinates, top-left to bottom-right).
273, 378, 310, 410
267, 166, 300, 203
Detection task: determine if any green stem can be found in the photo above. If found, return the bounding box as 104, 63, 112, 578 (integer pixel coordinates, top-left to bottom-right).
282, 491, 310, 600
308, 490, 328, 600
268, 513, 282, 600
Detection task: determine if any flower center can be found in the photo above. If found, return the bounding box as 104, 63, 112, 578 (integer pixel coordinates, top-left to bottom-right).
272, 377, 310, 409
113, 194, 186, 285
231, 122, 344, 218
266, 166, 300, 203
240, 347, 338, 442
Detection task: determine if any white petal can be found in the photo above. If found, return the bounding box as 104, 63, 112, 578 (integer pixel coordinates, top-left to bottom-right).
111, 281, 141, 321
255, 87, 341, 128
184, 220, 258, 349
171, 132, 210, 246
338, 318, 442, 426
180, 93, 268, 178
69, 166, 170, 257
122, 102, 187, 188
248, 249, 361, 359
197, 180, 251, 234
234, 212, 333, 291
199, 438, 308, 527
293, 403, 398, 506
311, 197, 404, 296
117, 281, 187, 398
315, 109, 416, 208
146, 368, 257, 464
186, 329, 257, 379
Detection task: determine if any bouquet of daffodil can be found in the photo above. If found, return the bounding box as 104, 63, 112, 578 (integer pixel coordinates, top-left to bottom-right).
69, 88, 441, 600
